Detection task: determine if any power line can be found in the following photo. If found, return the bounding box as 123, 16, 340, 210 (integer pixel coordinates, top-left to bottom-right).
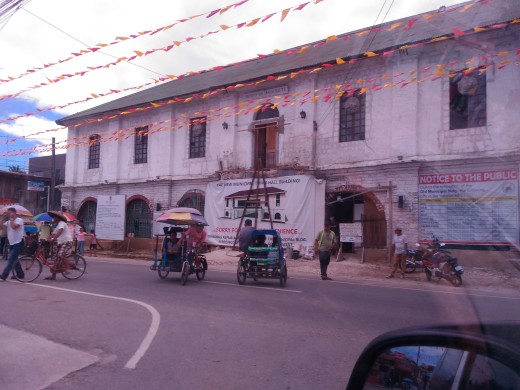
0, 0, 31, 31
21, 7, 166, 77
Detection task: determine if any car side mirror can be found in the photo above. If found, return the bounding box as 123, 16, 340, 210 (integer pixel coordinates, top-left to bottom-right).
346, 324, 520, 389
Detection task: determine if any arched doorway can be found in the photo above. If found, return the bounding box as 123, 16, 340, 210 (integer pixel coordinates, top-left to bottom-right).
126, 198, 152, 238
77, 200, 97, 234
178, 190, 205, 214
327, 186, 386, 249
253, 104, 279, 168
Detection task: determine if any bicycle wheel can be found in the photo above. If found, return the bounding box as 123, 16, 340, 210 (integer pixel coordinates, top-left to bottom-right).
180, 261, 190, 285
12, 255, 42, 282
61, 254, 87, 280
237, 262, 246, 285
279, 265, 288, 287
158, 267, 170, 279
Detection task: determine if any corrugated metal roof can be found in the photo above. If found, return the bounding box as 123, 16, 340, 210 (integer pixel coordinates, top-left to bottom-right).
57, 0, 519, 125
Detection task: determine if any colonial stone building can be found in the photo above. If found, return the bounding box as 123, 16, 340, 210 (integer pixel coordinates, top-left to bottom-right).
57, 0, 520, 250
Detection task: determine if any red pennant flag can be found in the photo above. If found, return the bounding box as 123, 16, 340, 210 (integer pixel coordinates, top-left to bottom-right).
294, 2, 310, 11
452, 28, 465, 37
403, 18, 418, 30
206, 9, 221, 18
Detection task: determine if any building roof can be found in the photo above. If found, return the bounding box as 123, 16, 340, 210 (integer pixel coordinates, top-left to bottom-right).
57, 0, 519, 126
0, 169, 52, 181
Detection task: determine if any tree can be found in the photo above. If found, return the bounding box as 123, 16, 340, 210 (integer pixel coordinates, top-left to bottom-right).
7, 165, 25, 173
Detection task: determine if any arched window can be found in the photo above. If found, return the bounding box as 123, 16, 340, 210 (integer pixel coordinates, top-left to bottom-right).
254, 104, 279, 121
178, 190, 205, 214
126, 198, 152, 238
274, 212, 281, 220
78, 200, 97, 233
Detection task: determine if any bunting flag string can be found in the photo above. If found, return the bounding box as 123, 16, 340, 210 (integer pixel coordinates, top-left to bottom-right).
2, 39, 518, 143
0, 0, 501, 104
0, 0, 327, 102
0, 0, 253, 86
1, 56, 517, 157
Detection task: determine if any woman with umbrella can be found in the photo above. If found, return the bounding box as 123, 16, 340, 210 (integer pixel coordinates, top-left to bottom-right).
45, 211, 73, 280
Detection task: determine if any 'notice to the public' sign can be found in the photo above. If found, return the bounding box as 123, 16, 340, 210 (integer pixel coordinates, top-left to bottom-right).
419, 169, 519, 245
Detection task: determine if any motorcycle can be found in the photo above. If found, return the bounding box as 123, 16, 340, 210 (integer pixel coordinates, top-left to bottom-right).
401, 238, 464, 286
401, 245, 425, 273
422, 251, 464, 287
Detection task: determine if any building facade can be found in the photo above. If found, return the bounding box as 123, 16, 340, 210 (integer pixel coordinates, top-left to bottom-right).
58, 0, 520, 248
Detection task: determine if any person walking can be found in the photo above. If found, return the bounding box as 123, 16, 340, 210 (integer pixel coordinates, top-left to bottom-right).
387, 227, 408, 279
238, 219, 255, 252
314, 220, 337, 281
1, 207, 25, 281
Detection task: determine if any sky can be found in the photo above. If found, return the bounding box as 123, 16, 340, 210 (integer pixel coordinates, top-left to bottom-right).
0, 0, 464, 171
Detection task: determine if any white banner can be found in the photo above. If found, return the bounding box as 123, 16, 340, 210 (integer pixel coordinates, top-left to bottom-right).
205, 175, 325, 248
96, 195, 126, 241
419, 168, 519, 245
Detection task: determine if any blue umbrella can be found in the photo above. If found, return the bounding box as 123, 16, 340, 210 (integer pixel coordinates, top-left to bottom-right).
33, 212, 53, 222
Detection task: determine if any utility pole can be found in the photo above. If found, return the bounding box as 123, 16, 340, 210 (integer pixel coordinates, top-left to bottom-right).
50, 137, 56, 210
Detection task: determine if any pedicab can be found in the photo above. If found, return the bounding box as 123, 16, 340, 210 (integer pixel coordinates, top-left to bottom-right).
237, 229, 288, 287
150, 207, 208, 285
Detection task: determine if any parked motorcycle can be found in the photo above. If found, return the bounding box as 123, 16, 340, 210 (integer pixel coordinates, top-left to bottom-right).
400, 246, 425, 273
400, 238, 464, 286
422, 251, 464, 287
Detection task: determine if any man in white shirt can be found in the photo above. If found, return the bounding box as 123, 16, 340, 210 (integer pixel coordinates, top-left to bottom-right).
387, 227, 408, 279
1, 207, 25, 281
46, 211, 73, 280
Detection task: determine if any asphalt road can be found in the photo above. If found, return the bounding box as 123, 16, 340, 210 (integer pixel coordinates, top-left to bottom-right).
1, 257, 520, 390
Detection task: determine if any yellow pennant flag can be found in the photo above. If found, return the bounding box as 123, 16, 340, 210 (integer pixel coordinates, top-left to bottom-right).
298, 46, 310, 54
387, 22, 403, 31
134, 50, 144, 57
336, 58, 345, 65
280, 8, 290, 22
364, 52, 378, 57
247, 18, 260, 27
274, 49, 282, 54
220, 25, 230, 30
326, 35, 338, 42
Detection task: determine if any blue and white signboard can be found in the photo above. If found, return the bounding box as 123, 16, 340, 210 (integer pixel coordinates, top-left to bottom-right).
27, 181, 45, 191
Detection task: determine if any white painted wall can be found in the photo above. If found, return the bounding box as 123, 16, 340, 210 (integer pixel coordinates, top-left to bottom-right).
64, 27, 520, 188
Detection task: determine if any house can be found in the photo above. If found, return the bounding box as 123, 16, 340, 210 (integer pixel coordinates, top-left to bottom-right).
0, 170, 52, 214
57, 0, 520, 249
223, 187, 286, 222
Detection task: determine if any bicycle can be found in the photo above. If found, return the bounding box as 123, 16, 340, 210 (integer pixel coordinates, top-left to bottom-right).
12, 241, 87, 282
